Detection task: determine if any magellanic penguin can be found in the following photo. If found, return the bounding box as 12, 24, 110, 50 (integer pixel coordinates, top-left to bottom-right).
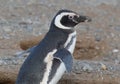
16, 9, 91, 84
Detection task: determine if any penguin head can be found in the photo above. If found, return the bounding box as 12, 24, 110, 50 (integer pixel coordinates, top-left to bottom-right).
53, 9, 91, 30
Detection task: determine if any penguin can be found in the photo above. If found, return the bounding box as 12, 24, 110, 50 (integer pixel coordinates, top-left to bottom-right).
16, 9, 91, 84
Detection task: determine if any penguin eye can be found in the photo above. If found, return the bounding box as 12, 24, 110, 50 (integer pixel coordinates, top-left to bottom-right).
68, 15, 74, 20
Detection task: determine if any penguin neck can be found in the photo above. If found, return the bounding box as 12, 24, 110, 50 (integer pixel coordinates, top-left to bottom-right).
49, 23, 77, 54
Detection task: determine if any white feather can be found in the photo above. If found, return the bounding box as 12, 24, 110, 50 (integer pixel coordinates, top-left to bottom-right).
49, 62, 66, 84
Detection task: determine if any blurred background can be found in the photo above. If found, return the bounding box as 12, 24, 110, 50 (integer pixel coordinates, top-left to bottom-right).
0, 0, 120, 84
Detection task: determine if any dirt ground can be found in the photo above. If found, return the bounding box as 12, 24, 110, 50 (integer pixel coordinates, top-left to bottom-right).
0, 0, 120, 84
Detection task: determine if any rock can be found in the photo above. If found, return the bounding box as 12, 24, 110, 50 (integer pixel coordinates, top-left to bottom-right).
18, 21, 33, 32
2, 34, 10, 39
100, 63, 107, 70
82, 64, 93, 72
114, 26, 120, 31
112, 49, 119, 53
3, 27, 12, 33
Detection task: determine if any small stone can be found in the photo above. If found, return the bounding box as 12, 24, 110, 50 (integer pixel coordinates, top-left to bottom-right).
95, 46, 100, 50
112, 49, 119, 53
101, 63, 107, 70
111, 33, 115, 38
3, 35, 10, 39
82, 64, 93, 72
95, 35, 101, 42
3, 27, 12, 33
0, 36, 3, 40
0, 60, 3, 65
115, 60, 119, 64
114, 26, 120, 31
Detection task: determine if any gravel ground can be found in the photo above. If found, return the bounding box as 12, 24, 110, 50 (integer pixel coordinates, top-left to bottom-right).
0, 0, 120, 84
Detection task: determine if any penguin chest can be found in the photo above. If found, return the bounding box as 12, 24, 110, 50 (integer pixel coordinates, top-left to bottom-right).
64, 31, 76, 54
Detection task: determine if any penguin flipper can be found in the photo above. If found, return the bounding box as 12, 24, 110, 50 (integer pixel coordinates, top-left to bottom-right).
16, 46, 36, 58
53, 48, 73, 72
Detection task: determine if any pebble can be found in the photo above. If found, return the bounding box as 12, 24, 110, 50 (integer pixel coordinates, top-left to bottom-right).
114, 26, 120, 31
95, 35, 101, 42
100, 63, 107, 70
3, 27, 12, 33
115, 60, 120, 64
3, 34, 10, 39
82, 64, 93, 72
0, 36, 3, 40
112, 49, 119, 53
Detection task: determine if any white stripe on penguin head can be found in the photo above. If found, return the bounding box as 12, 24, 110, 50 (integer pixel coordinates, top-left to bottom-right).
54, 12, 76, 29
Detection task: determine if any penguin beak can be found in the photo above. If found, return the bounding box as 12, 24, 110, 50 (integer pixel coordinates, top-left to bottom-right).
73, 15, 92, 23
